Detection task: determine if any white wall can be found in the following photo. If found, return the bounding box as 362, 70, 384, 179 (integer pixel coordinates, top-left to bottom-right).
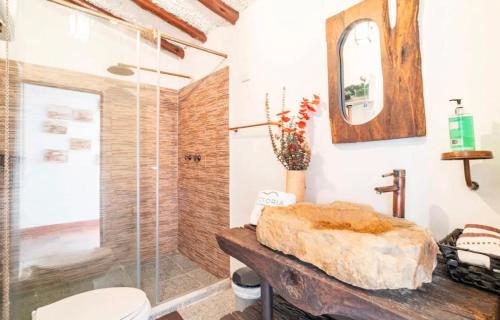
180, 0, 500, 271
6, 0, 187, 89
19, 84, 101, 228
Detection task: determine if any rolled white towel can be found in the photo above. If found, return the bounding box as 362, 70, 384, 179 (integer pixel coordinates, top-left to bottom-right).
249, 190, 296, 225
456, 224, 500, 271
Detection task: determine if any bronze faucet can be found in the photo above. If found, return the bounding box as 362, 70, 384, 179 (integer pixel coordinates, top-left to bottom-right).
375, 169, 406, 219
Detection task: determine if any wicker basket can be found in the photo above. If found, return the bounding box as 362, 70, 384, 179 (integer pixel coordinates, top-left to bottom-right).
438, 229, 500, 294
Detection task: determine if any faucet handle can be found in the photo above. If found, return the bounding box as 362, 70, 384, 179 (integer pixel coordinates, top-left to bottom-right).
382, 169, 406, 178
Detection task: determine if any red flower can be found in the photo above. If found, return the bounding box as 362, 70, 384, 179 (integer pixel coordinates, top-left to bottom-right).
267, 93, 320, 166
299, 113, 310, 120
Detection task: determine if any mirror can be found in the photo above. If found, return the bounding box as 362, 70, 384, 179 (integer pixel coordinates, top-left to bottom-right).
326, 0, 426, 143
340, 20, 383, 125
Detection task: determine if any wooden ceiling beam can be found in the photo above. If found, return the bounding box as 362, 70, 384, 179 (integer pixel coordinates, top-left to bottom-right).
143, 33, 185, 59
132, 0, 207, 43
199, 0, 239, 25
67, 0, 185, 58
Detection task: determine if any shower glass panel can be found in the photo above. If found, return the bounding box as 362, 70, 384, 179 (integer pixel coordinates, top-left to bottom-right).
0, 0, 163, 318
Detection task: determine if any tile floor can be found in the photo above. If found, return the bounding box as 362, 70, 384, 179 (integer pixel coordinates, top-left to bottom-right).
10, 251, 221, 320
177, 288, 237, 320
176, 290, 342, 320
143, 251, 221, 303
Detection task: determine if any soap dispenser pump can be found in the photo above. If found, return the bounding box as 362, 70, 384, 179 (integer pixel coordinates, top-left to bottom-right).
448, 98, 476, 151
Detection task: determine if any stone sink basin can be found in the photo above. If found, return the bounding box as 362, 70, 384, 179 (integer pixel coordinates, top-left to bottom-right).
256, 201, 438, 290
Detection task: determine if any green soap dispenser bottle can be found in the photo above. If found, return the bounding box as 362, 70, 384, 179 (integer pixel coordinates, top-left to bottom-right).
448, 98, 476, 151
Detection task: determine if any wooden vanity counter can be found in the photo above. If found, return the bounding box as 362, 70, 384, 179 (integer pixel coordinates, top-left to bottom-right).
217, 227, 500, 320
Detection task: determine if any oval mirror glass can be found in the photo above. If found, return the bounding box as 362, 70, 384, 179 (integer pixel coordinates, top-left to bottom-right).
340, 20, 384, 125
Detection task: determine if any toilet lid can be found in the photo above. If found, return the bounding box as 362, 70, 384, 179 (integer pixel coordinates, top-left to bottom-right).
33, 287, 149, 320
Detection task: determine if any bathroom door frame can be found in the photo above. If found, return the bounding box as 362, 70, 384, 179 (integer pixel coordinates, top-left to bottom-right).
10, 65, 104, 282
20, 78, 105, 244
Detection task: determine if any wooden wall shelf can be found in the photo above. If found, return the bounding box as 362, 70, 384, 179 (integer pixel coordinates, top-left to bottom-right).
441, 151, 494, 190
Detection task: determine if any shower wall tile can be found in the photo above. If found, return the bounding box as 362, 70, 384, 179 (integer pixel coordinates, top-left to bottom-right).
178, 67, 230, 279
0, 60, 22, 286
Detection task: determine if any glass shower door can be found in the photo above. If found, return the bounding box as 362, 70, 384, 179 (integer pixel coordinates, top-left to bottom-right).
0, 0, 154, 318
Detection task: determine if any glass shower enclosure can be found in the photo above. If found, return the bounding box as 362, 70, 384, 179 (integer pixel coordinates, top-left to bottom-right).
1, 0, 173, 318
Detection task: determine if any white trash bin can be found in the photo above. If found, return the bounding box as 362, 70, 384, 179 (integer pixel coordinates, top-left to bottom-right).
231, 267, 261, 312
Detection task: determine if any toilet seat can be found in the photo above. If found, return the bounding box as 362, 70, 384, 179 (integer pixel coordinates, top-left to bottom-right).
32, 287, 151, 320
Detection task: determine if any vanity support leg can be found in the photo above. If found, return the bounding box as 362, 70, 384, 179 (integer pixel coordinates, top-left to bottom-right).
261, 280, 273, 320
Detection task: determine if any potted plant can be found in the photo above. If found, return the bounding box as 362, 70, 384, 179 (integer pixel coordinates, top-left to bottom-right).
265, 89, 320, 202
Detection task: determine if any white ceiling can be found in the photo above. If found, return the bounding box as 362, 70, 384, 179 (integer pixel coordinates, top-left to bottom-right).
85, 0, 252, 42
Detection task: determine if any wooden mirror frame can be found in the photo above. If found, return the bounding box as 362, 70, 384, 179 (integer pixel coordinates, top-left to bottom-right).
326, 0, 426, 143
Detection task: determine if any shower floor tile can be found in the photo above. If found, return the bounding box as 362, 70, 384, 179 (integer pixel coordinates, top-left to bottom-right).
142, 251, 223, 303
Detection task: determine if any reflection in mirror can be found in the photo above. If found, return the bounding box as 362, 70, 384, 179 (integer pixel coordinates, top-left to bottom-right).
340, 20, 384, 125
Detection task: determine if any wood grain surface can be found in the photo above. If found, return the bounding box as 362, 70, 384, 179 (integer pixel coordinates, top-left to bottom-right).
441, 151, 494, 160
217, 227, 500, 320
326, 0, 426, 143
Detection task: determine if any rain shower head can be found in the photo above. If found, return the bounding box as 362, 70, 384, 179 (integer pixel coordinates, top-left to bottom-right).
107, 64, 134, 76
107, 63, 192, 80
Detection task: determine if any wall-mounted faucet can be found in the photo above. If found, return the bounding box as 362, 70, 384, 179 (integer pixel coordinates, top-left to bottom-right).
184, 153, 202, 163
375, 169, 406, 219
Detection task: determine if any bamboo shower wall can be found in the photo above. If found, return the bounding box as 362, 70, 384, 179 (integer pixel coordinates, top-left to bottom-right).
178, 67, 230, 278
0, 60, 230, 293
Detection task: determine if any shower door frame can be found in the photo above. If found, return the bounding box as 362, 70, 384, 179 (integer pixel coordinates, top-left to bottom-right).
1, 1, 170, 315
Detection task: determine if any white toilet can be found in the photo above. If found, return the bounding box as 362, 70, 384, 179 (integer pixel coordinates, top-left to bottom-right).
32, 287, 151, 320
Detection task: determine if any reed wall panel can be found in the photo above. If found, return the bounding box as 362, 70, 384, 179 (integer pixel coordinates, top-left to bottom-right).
178, 67, 230, 278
